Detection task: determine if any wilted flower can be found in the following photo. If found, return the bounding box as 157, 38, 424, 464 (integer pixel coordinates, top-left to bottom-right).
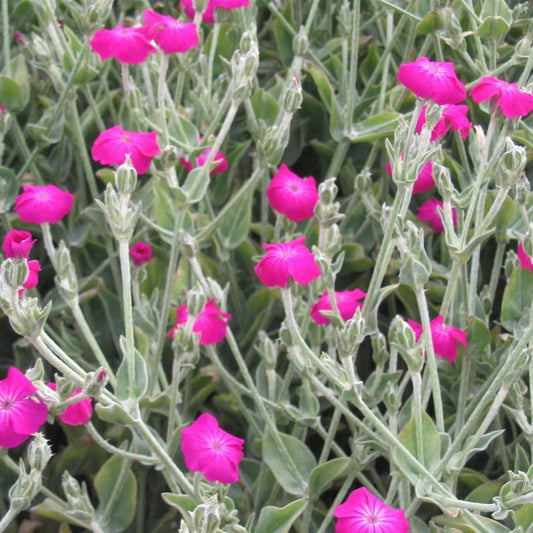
334, 487, 410, 533
130, 241, 152, 267
142, 10, 198, 54
91, 126, 160, 175
386, 158, 435, 194
180, 0, 249, 24
15, 184, 74, 225
416, 198, 456, 233
90, 24, 157, 64
416, 104, 472, 141
181, 412, 244, 483
266, 163, 319, 222
408, 315, 468, 363
3, 230, 36, 259
0, 367, 48, 448
47, 383, 93, 426
470, 77, 533, 119
397, 56, 466, 105
310, 289, 366, 325
168, 299, 231, 345
254, 236, 321, 288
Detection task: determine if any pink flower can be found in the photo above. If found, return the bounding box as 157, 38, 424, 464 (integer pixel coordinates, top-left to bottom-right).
180, 412, 244, 483
47, 383, 93, 426
0, 367, 48, 448
335, 487, 410, 533
3, 230, 36, 259
15, 184, 74, 225
90, 24, 157, 64
24, 260, 41, 290
180, 0, 249, 24
14, 32, 25, 44
386, 158, 435, 194
408, 315, 468, 363
91, 126, 160, 175
168, 299, 231, 345
397, 57, 466, 105
517, 242, 533, 272
130, 241, 152, 266
142, 10, 199, 53
470, 77, 533, 119
416, 198, 456, 233
180, 143, 228, 176
254, 236, 321, 288
266, 164, 319, 222
310, 289, 366, 325
416, 104, 472, 141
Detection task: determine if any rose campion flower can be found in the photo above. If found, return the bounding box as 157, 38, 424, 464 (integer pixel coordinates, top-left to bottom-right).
517, 242, 533, 273
3, 230, 36, 259
130, 241, 152, 267
142, 10, 199, 53
180, 0, 250, 24
310, 289, 367, 325
416, 104, 472, 141
266, 164, 319, 222
397, 57, 465, 105
254, 236, 321, 288
416, 198, 456, 233
47, 383, 93, 426
24, 260, 41, 290
180, 141, 228, 176
90, 24, 157, 64
168, 299, 231, 345
470, 77, 533, 119
91, 126, 160, 175
15, 184, 74, 225
335, 487, 410, 533
180, 412, 244, 483
386, 158, 435, 194
0, 367, 48, 448
408, 315, 468, 363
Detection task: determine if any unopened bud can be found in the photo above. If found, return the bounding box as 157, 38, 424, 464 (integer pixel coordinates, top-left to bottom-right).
389, 315, 423, 372
27, 434, 52, 472
179, 230, 197, 259
115, 155, 137, 197
187, 286, 206, 317
193, 0, 209, 16
514, 176, 530, 205
371, 332, 389, 366
337, 0, 352, 38
319, 177, 338, 204
1, 258, 29, 289
292, 27, 308, 57
354, 170, 372, 194
504, 250, 520, 281
501, 137, 527, 185
283, 77, 302, 113
256, 331, 278, 370
335, 309, 365, 357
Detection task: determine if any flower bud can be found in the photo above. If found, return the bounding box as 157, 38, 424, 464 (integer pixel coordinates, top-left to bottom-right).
389, 315, 423, 372
514, 176, 530, 205
193, 0, 209, 16
256, 331, 278, 370
283, 77, 303, 113
187, 286, 206, 317
115, 155, 137, 197
1, 258, 29, 290
423, 102, 443, 132
192, 496, 221, 533
83, 369, 109, 397
179, 230, 198, 259
55, 241, 79, 306
27, 433, 52, 472
504, 250, 520, 281
354, 170, 372, 194
9, 297, 52, 339
500, 137, 527, 186
371, 331, 389, 366
433, 162, 454, 201
335, 308, 365, 358
292, 27, 308, 57
337, 0, 352, 38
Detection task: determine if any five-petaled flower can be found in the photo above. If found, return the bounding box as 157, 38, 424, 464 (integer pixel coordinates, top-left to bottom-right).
310, 289, 367, 325
168, 299, 231, 345
91, 126, 161, 175
470, 77, 533, 119
142, 10, 199, 54
416, 104, 472, 141
0, 367, 48, 448
517, 242, 533, 273
180, 0, 250, 24
386, 158, 435, 194
397, 56, 466, 105
334, 487, 410, 533
3, 229, 36, 259
130, 241, 152, 267
15, 184, 74, 225
90, 24, 157, 64
180, 412, 244, 483
408, 315, 468, 363
416, 198, 456, 233
47, 383, 93, 426
254, 236, 321, 288
266, 163, 319, 222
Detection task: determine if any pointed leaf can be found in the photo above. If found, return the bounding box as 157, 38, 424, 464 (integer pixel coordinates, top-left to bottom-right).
501, 267, 533, 334
309, 458, 352, 500
254, 499, 307, 533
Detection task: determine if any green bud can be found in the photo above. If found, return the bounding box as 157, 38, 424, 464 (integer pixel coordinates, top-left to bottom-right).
256, 331, 278, 370
433, 162, 454, 201
283, 77, 302, 113
240, 24, 257, 54
187, 286, 206, 317
371, 332, 389, 366
292, 27, 308, 57
514, 176, 530, 205
335, 309, 365, 358
500, 137, 526, 186
1, 258, 29, 290
160, 145, 180, 169
55, 241, 78, 307
62, 471, 95, 519
354, 170, 372, 194
337, 0, 352, 38
423, 102, 443, 132
115, 155, 137, 197
27, 433, 52, 472
192, 496, 220, 533
319, 177, 338, 204
193, 0, 209, 15
179, 230, 197, 259
389, 315, 423, 373
9, 298, 52, 339
83, 369, 109, 397
504, 250, 520, 281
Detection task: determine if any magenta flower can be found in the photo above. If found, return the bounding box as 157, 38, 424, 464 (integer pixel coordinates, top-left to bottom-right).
130, 241, 152, 267
15, 184, 74, 225
180, 412, 244, 483
142, 10, 199, 53
254, 236, 321, 288
266, 164, 319, 222
416, 104, 472, 141
0, 367, 48, 448
335, 487, 410, 533
397, 57, 466, 105
470, 77, 533, 119
91, 126, 160, 175
47, 383, 93, 426
386, 158, 435, 194
24, 260, 41, 290
416, 198, 456, 233
517, 242, 533, 272
90, 24, 157, 64
408, 315, 468, 363
3, 230, 36, 259
168, 299, 231, 345
180, 0, 249, 24
180, 143, 228, 176
310, 289, 367, 325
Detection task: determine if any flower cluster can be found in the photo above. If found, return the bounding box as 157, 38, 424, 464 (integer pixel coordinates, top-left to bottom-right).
2, 229, 40, 292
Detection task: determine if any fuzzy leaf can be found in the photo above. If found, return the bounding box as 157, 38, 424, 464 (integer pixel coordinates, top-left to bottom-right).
501, 267, 533, 334
308, 458, 352, 500
254, 499, 307, 533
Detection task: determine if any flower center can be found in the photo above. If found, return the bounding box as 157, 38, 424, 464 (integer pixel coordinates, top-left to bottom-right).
120, 133, 132, 144
210, 438, 224, 452
0, 397, 15, 411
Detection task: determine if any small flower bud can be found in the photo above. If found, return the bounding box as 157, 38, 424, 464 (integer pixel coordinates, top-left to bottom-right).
83, 369, 109, 397
504, 250, 520, 281
193, 496, 221, 533
337, 0, 352, 38
514, 176, 530, 205
240, 25, 256, 53
423, 102, 443, 132
179, 230, 197, 259
115, 155, 137, 197
1, 258, 29, 290
319, 177, 338, 204
354, 170, 372, 194
292, 27, 308, 57
161, 145, 180, 169
433, 162, 454, 201
27, 434, 52, 472
256, 331, 278, 370
187, 286, 206, 318
371, 331, 389, 366
389, 315, 423, 372
335, 308, 365, 358
500, 137, 527, 186
283, 77, 302, 113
